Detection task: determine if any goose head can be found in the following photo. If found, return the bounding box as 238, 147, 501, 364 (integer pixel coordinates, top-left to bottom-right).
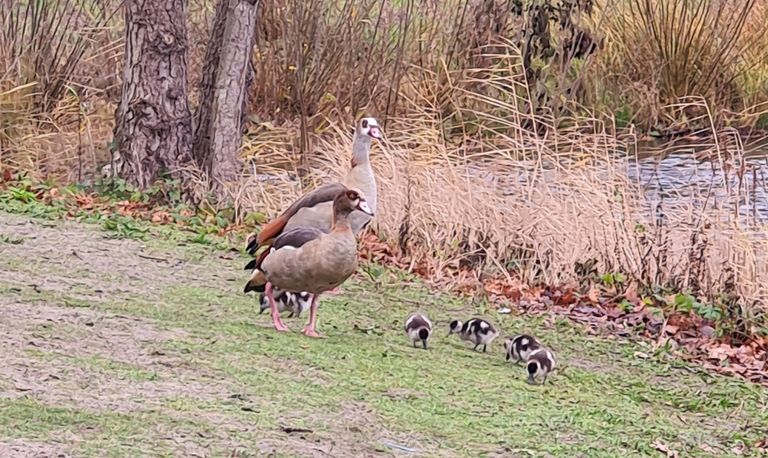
334, 189, 375, 219
357, 117, 382, 140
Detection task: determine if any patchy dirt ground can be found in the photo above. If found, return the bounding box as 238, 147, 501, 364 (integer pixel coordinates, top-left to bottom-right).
1, 212, 766, 457
0, 214, 431, 457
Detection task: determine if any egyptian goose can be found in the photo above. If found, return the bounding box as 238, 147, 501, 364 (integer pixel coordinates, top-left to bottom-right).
504, 334, 542, 364
404, 312, 433, 349
258, 290, 311, 318
448, 318, 499, 353
244, 117, 382, 302
243, 189, 374, 337
247, 117, 381, 252
526, 347, 557, 385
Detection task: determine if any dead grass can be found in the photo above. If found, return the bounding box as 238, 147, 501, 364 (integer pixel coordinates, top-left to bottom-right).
593, 0, 768, 129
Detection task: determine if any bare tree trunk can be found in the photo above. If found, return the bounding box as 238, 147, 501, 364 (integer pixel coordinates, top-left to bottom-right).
112, 0, 194, 190
193, 0, 259, 198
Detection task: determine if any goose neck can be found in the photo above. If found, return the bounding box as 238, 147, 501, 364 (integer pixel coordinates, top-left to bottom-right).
351, 134, 372, 167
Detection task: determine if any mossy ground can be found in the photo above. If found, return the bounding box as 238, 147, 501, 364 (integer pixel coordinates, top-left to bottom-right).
0, 209, 766, 457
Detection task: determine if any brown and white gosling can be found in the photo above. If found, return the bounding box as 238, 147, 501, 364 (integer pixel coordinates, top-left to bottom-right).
526, 347, 557, 385
258, 290, 311, 318
504, 334, 542, 364
404, 312, 432, 349
448, 318, 499, 353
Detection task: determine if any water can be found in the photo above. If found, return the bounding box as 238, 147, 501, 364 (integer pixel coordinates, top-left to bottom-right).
627, 139, 768, 225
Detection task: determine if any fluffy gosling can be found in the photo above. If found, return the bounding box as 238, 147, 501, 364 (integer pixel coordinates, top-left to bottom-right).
526, 347, 556, 385
258, 290, 311, 318
504, 334, 542, 364
448, 318, 499, 353
404, 312, 433, 349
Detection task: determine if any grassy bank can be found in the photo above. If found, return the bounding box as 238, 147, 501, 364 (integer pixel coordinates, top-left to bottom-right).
1, 209, 767, 456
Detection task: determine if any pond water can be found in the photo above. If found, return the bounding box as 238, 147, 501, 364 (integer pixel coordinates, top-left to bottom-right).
627, 138, 768, 225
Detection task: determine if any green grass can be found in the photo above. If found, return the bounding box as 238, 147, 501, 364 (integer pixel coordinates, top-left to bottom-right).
0, 206, 766, 456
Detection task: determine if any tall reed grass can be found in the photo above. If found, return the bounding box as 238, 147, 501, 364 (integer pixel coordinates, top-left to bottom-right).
594, 0, 768, 131
0, 0, 120, 180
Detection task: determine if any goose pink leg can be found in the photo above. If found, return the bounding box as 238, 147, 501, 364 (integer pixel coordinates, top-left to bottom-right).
266, 283, 289, 332
302, 294, 325, 338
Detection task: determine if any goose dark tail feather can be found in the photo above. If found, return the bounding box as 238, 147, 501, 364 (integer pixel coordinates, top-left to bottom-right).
243, 270, 267, 294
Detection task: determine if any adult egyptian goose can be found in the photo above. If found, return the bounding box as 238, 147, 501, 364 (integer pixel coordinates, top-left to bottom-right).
526, 347, 557, 385
243, 117, 382, 303
404, 312, 433, 349
243, 189, 374, 337
448, 318, 500, 353
504, 334, 542, 364
246, 117, 382, 255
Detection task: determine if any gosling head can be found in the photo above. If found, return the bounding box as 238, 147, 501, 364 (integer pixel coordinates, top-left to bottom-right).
448, 319, 463, 337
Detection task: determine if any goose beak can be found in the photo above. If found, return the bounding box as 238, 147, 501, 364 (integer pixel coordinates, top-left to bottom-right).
357, 200, 374, 216
368, 126, 382, 139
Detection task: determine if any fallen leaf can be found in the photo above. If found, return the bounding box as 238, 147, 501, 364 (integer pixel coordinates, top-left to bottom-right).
664, 324, 680, 335
587, 285, 600, 303
651, 439, 679, 458
624, 284, 641, 304
151, 211, 172, 224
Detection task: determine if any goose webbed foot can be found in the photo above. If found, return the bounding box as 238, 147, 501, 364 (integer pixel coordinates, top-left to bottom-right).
301, 293, 324, 338
302, 327, 325, 338
273, 316, 290, 332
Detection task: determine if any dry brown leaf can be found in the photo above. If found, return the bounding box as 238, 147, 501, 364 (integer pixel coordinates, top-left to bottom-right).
624, 284, 641, 304
587, 285, 600, 303
651, 439, 679, 458
151, 211, 172, 224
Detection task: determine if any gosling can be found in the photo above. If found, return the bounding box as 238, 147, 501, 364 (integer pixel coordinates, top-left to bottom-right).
258, 290, 310, 318
448, 318, 499, 353
504, 334, 542, 364
526, 347, 556, 385
404, 312, 433, 349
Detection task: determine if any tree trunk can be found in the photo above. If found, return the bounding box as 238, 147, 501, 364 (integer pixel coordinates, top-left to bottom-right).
193, 0, 259, 198
112, 0, 194, 190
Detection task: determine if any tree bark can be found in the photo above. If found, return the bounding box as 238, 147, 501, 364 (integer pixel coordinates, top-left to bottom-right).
193, 0, 259, 198
112, 0, 194, 190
